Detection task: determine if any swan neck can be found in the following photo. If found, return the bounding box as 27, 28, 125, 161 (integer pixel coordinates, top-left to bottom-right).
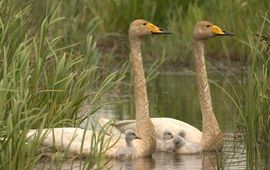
125, 138, 132, 147
129, 36, 156, 156
193, 40, 223, 150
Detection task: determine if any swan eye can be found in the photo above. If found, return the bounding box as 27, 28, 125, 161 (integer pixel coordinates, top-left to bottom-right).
143, 23, 147, 26
165, 132, 172, 136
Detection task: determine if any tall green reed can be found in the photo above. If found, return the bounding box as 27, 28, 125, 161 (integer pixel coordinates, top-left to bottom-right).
0, 1, 125, 169
240, 15, 270, 169
215, 14, 270, 169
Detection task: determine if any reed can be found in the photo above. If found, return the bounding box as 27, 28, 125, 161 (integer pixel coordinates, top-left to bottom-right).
0, 1, 125, 169
213, 14, 270, 169
239, 15, 270, 169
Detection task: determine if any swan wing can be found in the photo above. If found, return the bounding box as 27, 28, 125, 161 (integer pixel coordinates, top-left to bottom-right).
26, 127, 126, 157
112, 120, 137, 132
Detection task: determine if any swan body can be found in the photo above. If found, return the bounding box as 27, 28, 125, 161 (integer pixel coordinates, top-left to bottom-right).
27, 128, 122, 157
27, 128, 140, 158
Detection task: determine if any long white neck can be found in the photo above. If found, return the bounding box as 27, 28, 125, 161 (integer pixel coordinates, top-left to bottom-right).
129, 37, 156, 156
193, 40, 223, 151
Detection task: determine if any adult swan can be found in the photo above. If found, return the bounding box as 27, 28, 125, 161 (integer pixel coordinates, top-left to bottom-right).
113, 21, 234, 154
26, 19, 171, 159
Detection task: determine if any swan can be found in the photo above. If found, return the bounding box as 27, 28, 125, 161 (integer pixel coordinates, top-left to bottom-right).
26, 19, 171, 158
116, 129, 141, 159
112, 21, 234, 153
173, 133, 202, 154
155, 130, 174, 152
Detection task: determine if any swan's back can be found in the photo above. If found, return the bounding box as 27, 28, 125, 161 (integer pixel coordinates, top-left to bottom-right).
27, 128, 127, 157
27, 128, 96, 154
153, 118, 202, 143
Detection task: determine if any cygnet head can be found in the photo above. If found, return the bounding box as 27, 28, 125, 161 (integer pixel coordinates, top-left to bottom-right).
178, 131, 186, 138
125, 129, 141, 141
129, 19, 171, 39
192, 21, 234, 41
173, 135, 185, 149
163, 130, 174, 140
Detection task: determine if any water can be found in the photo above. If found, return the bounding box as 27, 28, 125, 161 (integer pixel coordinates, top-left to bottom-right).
99, 73, 239, 130
93, 73, 246, 169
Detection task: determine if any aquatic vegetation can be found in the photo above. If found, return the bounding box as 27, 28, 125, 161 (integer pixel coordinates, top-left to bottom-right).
212, 14, 270, 169
0, 1, 124, 169
238, 15, 270, 169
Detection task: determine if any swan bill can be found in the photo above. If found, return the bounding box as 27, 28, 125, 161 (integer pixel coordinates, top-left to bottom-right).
146, 22, 172, 34
211, 25, 234, 36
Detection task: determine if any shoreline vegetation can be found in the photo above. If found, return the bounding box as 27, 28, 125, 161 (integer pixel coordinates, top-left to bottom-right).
0, 0, 269, 169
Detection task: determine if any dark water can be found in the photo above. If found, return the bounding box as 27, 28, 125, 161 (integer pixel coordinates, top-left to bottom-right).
93, 73, 246, 169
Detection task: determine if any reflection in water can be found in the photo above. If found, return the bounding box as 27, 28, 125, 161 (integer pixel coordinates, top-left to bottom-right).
109, 157, 156, 170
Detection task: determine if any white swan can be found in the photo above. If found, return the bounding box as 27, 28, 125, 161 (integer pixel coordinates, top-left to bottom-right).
26, 19, 171, 158
112, 21, 234, 153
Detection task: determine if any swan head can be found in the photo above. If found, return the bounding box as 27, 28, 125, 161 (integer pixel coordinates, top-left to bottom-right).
129, 19, 171, 39
173, 135, 185, 149
163, 130, 174, 140
192, 21, 234, 41
125, 129, 141, 141
178, 130, 186, 138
